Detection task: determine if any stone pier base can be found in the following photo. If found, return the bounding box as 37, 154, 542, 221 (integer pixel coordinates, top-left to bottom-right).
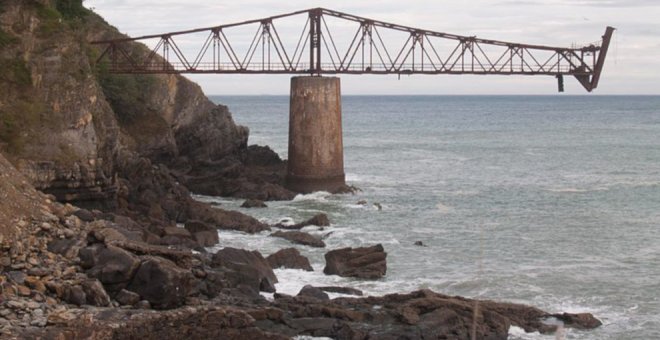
286, 76, 345, 193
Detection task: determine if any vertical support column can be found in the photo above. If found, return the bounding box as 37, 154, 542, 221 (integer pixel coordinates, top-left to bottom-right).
286, 76, 345, 193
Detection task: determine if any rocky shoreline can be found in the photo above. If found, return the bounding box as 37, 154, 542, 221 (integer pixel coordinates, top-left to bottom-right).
0, 1, 602, 338
0, 159, 602, 338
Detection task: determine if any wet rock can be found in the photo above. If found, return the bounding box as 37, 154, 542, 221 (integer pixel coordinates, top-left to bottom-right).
115, 289, 141, 306
83, 279, 111, 306
552, 312, 602, 329
241, 199, 267, 208
297, 285, 329, 300
323, 244, 387, 279
211, 247, 278, 293
275, 213, 330, 230
271, 231, 325, 248
317, 286, 363, 296
414, 240, 427, 247
127, 256, 195, 309
184, 220, 219, 247
266, 248, 313, 271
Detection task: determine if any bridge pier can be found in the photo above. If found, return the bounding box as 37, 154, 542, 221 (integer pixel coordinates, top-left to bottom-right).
286, 76, 345, 193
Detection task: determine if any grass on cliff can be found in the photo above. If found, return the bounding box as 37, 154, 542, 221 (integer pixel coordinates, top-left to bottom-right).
0, 28, 19, 48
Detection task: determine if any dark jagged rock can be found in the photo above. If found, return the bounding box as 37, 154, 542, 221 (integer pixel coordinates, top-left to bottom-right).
241, 199, 268, 208
551, 312, 603, 329
266, 248, 313, 271
187, 201, 269, 234
271, 231, 325, 248
274, 213, 330, 230
184, 220, 219, 247
318, 286, 364, 296
127, 256, 196, 310
211, 247, 278, 293
297, 285, 329, 301
323, 244, 387, 279
181, 146, 296, 201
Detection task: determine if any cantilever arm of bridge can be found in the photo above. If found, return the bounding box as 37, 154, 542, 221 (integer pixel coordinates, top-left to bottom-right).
91, 8, 615, 92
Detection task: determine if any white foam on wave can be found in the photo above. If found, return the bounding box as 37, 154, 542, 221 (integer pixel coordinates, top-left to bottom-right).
508, 326, 550, 339
292, 191, 332, 202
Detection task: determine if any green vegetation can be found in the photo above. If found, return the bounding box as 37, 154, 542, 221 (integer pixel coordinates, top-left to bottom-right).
0, 28, 19, 48
0, 58, 32, 87
54, 0, 88, 20
0, 101, 44, 155
98, 71, 157, 123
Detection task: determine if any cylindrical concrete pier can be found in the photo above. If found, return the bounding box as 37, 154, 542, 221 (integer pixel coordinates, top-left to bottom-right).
286, 76, 345, 193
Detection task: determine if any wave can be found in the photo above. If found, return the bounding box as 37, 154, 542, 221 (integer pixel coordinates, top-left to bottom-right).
292, 191, 332, 202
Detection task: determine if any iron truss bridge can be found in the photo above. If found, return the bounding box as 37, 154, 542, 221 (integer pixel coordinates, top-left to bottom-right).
91, 8, 614, 92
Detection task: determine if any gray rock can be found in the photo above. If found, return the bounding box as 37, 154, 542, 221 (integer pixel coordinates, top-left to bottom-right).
297, 285, 330, 300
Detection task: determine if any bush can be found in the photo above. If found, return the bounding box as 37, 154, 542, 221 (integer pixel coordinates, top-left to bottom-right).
55, 0, 88, 20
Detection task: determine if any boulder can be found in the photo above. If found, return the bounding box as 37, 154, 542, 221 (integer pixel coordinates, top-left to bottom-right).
127, 256, 196, 309
184, 220, 219, 247
297, 285, 329, 300
266, 248, 313, 271
86, 245, 141, 286
241, 199, 268, 208
211, 247, 278, 293
323, 244, 387, 279
271, 231, 325, 248
275, 213, 330, 230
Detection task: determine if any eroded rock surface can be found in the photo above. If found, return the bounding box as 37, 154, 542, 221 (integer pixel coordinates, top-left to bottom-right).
324, 244, 387, 279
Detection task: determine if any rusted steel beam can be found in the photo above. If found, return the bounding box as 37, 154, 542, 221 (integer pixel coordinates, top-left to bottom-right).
90, 8, 612, 91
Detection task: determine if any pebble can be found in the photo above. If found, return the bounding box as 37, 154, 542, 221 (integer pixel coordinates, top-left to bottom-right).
26, 301, 41, 309
6, 301, 24, 309
16, 285, 31, 297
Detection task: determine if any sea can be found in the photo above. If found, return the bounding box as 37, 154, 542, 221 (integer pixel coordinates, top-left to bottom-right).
204, 95, 660, 339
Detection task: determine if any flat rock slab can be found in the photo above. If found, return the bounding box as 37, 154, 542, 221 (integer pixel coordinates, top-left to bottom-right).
323, 244, 387, 279
271, 231, 325, 248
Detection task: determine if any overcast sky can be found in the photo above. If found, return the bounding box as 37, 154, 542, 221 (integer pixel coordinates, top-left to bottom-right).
85, 0, 660, 95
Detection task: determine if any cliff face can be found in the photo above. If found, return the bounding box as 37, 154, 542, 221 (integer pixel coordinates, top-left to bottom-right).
0, 0, 120, 206
0, 0, 252, 208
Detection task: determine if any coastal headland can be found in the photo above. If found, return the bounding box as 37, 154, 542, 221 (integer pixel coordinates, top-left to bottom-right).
0, 1, 601, 338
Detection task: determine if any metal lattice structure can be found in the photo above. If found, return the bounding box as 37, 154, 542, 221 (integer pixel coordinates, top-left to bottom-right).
91, 8, 614, 92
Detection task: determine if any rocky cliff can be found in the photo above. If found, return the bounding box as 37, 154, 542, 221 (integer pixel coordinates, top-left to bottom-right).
0, 0, 291, 211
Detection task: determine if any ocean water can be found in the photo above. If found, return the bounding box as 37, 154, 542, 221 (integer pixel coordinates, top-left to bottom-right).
206, 95, 660, 339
